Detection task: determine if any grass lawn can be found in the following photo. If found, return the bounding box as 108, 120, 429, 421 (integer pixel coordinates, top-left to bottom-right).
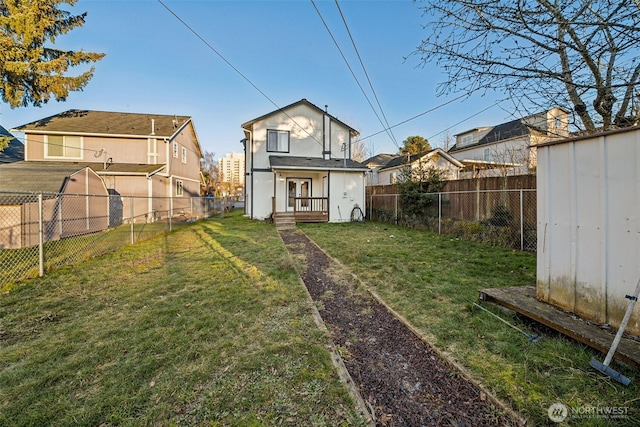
0, 212, 365, 426
300, 221, 640, 426
2, 211, 638, 426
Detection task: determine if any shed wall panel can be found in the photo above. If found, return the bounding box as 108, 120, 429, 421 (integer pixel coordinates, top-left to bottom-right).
537, 127, 640, 336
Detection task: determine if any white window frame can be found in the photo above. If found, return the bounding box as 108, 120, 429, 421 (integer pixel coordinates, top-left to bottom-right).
181, 147, 187, 163
176, 180, 184, 197
45, 135, 83, 159
483, 148, 491, 161
554, 116, 562, 129
460, 134, 473, 147
267, 129, 290, 153
173, 142, 179, 158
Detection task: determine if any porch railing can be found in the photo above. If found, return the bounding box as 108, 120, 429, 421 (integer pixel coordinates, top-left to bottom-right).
293, 197, 327, 213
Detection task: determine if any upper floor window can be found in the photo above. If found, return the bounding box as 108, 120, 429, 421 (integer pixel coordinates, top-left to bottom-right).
554, 116, 562, 128
460, 134, 473, 147
267, 130, 290, 152
173, 142, 179, 158
390, 172, 397, 184
483, 148, 491, 161
181, 147, 187, 163
46, 135, 82, 159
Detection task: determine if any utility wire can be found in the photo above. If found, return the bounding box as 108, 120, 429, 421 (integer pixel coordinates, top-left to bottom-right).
334, 0, 399, 148
359, 93, 468, 141
157, 0, 325, 148
428, 102, 501, 140
310, 0, 399, 149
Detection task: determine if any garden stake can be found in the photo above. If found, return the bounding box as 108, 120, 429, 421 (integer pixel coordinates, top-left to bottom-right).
469, 301, 542, 344
589, 278, 640, 386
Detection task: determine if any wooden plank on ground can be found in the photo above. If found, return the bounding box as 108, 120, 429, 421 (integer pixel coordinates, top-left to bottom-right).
479, 286, 640, 367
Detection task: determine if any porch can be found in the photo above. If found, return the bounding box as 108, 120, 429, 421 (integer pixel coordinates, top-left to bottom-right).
272, 196, 329, 225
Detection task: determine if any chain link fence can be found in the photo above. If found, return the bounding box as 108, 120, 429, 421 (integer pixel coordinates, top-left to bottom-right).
367, 189, 536, 252
0, 191, 236, 288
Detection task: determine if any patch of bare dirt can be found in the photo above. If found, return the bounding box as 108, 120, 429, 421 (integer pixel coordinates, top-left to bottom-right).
280, 229, 522, 427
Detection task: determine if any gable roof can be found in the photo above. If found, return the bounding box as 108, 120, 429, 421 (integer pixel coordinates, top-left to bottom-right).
0, 161, 89, 193
0, 126, 24, 163
0, 161, 166, 195
241, 99, 359, 137
269, 155, 368, 171
449, 118, 530, 152
379, 148, 463, 171
12, 109, 192, 139
363, 153, 396, 168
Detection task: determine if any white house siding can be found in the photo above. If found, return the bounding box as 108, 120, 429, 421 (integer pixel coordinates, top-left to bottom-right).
250, 171, 275, 220
451, 137, 530, 164
537, 127, 640, 336
243, 100, 363, 222
328, 170, 365, 222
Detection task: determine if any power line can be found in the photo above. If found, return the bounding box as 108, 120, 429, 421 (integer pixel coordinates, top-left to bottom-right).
156, 0, 325, 148
428, 102, 501, 140
334, 0, 399, 148
310, 0, 399, 149
359, 93, 468, 141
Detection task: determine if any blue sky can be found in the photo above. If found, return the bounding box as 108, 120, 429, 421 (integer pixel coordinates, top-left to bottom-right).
1, 0, 511, 159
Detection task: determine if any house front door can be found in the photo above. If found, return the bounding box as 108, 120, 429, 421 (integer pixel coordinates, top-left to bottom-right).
287, 178, 311, 211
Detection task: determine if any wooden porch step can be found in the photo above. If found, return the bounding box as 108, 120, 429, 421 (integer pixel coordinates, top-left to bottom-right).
273, 212, 296, 231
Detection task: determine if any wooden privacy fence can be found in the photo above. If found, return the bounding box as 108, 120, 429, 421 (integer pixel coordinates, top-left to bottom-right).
367, 188, 537, 252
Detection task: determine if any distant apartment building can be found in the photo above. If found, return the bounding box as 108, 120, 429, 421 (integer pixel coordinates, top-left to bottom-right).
218, 152, 245, 188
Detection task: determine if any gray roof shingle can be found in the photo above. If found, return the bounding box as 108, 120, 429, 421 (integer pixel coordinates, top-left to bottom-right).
12, 110, 191, 138
269, 156, 368, 171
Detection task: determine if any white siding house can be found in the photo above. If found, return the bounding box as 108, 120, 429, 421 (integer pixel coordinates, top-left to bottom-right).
375, 149, 463, 185
449, 107, 569, 177
241, 99, 368, 223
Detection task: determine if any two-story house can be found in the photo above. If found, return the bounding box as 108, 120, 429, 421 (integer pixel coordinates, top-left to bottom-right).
241, 99, 368, 224
8, 109, 203, 220
448, 107, 570, 177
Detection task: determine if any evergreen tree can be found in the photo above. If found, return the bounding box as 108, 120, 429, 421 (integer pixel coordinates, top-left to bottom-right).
399, 136, 431, 155
0, 0, 105, 108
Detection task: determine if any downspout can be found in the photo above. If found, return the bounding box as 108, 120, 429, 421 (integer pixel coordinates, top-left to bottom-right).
146, 168, 165, 218
242, 128, 254, 219
327, 170, 331, 222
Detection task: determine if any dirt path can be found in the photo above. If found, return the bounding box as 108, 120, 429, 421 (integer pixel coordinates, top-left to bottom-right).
280, 229, 522, 426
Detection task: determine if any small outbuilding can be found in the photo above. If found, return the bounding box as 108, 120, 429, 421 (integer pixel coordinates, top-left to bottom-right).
0, 161, 110, 249
536, 125, 640, 336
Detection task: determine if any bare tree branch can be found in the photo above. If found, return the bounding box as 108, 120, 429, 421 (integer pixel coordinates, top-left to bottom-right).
413, 0, 640, 133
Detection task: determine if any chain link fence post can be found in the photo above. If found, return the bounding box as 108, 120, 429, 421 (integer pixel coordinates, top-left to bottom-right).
169, 197, 173, 232
438, 192, 442, 235
38, 192, 44, 277
394, 194, 398, 224
520, 189, 524, 251
130, 197, 134, 245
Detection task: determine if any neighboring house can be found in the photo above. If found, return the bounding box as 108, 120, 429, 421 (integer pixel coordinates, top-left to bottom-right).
0, 125, 24, 163
363, 153, 396, 186
10, 109, 203, 221
375, 148, 463, 185
537, 125, 640, 337
0, 162, 110, 249
241, 99, 368, 223
449, 107, 569, 177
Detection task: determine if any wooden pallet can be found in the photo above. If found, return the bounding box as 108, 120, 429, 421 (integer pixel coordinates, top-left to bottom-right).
479, 286, 640, 367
